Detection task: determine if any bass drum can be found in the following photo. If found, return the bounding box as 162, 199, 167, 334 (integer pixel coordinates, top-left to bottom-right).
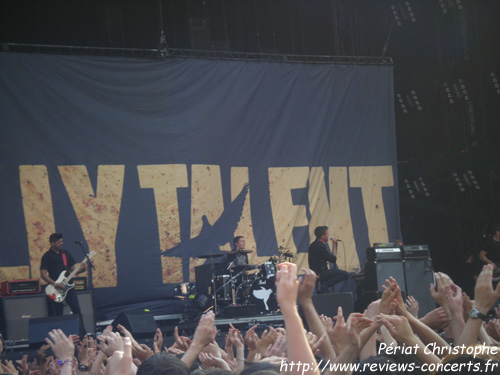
238, 278, 277, 313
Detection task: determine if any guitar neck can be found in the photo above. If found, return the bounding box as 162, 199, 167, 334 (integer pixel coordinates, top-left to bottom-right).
62, 251, 94, 282
64, 264, 81, 282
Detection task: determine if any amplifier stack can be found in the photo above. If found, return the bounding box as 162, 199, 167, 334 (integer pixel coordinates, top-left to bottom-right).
363, 243, 435, 315
1, 279, 41, 296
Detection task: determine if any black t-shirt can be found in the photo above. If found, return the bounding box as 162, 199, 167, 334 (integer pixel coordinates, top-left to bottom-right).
308, 240, 337, 275
227, 252, 248, 266
40, 249, 76, 281
483, 237, 500, 264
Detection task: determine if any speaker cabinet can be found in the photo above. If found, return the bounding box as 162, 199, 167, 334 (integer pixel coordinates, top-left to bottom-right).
0, 294, 48, 341
63, 291, 95, 334
308, 292, 354, 318
195, 262, 227, 297
112, 311, 157, 339
29, 315, 79, 347
375, 261, 406, 292
404, 259, 435, 315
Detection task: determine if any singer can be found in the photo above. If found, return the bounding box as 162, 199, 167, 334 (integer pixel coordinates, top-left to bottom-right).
308, 226, 349, 293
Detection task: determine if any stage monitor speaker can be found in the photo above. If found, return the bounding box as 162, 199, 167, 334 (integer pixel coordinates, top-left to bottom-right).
29, 315, 79, 347
309, 292, 354, 318
63, 291, 95, 334
375, 261, 406, 292
112, 311, 157, 339
404, 258, 436, 315
0, 294, 48, 341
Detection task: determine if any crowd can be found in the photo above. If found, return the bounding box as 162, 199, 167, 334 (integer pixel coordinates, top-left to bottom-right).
2, 263, 500, 374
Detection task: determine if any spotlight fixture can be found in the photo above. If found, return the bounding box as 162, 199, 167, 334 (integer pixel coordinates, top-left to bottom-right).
438, 0, 463, 14
403, 177, 429, 199
443, 79, 470, 104
391, 1, 417, 26
396, 90, 422, 113
452, 170, 480, 192
491, 72, 500, 95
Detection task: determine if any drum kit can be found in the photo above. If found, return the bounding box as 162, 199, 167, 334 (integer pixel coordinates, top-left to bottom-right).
197, 246, 295, 315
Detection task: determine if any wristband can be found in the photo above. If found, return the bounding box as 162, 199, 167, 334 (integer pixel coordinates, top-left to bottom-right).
57, 359, 73, 366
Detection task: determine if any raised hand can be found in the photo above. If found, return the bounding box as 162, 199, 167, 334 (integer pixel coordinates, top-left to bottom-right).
276, 262, 299, 314
199, 352, 231, 371
192, 311, 217, 348
98, 332, 124, 357
405, 296, 419, 318
104, 336, 135, 375
297, 268, 318, 304
45, 329, 75, 361
258, 327, 278, 356
345, 313, 373, 351
264, 331, 286, 358
154, 328, 163, 354
474, 265, 500, 314
170, 326, 191, 352
376, 314, 415, 345
330, 306, 346, 355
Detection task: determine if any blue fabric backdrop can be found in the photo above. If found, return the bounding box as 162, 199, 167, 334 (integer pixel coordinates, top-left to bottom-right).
0, 53, 399, 317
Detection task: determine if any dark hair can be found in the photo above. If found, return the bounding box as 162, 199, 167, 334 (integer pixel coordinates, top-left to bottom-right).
49, 233, 63, 243
314, 226, 328, 239
493, 223, 500, 234
233, 236, 244, 247
137, 354, 190, 375
206, 370, 234, 375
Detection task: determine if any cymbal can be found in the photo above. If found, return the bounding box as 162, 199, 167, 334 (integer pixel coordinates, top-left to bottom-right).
197, 253, 224, 259
230, 264, 259, 270
227, 249, 253, 254
278, 246, 291, 251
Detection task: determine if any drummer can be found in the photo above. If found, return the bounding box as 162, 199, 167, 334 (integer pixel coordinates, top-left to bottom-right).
227, 236, 249, 266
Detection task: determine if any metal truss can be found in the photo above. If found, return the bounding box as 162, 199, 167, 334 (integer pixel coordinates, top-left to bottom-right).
3, 43, 392, 66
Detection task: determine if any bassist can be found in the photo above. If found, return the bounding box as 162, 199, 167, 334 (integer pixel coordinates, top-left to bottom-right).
40, 233, 87, 337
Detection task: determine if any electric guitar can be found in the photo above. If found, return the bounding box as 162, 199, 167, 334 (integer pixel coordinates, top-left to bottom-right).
45, 251, 95, 303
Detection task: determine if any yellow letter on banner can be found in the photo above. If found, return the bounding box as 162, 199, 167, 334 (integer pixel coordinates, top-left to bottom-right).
230, 167, 261, 263
349, 166, 394, 246
189, 165, 225, 281
59, 165, 124, 287
269, 167, 309, 252
6, 165, 56, 282
138, 164, 188, 284
190, 165, 224, 238
307, 167, 358, 271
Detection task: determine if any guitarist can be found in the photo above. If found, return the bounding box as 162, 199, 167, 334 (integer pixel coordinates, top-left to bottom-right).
40, 233, 87, 337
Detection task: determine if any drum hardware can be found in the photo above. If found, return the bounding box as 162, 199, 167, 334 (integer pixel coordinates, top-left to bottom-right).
227, 249, 253, 254
260, 262, 277, 279
197, 253, 225, 259
196, 252, 225, 314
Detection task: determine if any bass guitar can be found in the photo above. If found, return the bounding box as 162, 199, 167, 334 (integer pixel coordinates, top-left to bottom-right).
45, 251, 95, 303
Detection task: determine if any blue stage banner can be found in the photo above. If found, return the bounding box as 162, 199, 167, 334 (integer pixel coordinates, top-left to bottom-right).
0, 53, 399, 315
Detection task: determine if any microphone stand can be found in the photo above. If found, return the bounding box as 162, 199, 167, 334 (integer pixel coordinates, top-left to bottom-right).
76, 241, 96, 336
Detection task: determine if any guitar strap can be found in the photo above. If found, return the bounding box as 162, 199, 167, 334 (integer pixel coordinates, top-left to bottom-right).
62, 251, 68, 268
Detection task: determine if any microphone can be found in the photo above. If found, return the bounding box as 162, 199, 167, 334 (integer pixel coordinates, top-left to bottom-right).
330, 237, 342, 242
75, 240, 84, 244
